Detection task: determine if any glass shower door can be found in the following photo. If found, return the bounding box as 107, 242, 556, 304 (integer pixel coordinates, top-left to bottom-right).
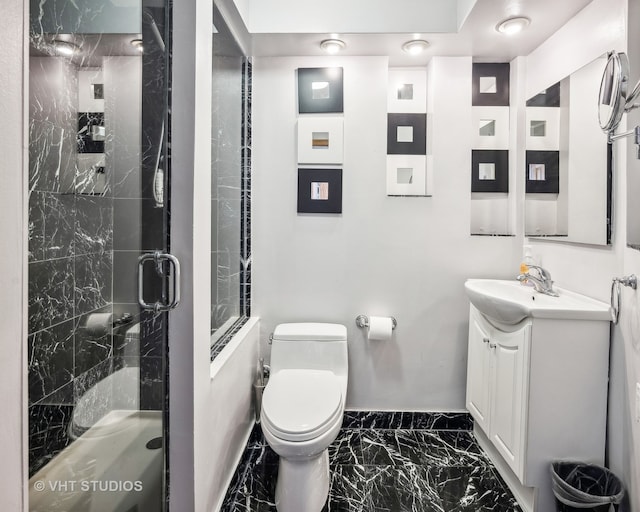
27, 1, 173, 510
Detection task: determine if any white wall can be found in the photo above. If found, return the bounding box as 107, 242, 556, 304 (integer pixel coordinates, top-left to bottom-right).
524, 0, 639, 508
0, 0, 27, 509
619, 0, 640, 506
205, 320, 259, 511
252, 55, 521, 411
170, 0, 212, 509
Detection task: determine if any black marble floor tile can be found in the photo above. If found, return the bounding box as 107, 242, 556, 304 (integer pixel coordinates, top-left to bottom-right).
324, 465, 367, 512
360, 430, 489, 468
330, 430, 363, 466
222, 415, 519, 512
433, 466, 521, 512
365, 465, 443, 512
408, 431, 490, 467
359, 429, 408, 466
223, 457, 278, 512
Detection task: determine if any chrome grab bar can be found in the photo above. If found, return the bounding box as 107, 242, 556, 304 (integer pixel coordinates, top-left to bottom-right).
138, 251, 181, 312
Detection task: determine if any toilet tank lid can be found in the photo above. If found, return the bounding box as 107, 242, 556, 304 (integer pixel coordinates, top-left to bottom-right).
273, 323, 347, 341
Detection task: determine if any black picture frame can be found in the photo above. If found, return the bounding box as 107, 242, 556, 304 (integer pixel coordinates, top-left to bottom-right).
77, 112, 105, 153
297, 168, 343, 213
471, 150, 509, 192
525, 151, 560, 193
387, 113, 427, 155
526, 82, 561, 107
472, 63, 510, 107
297, 67, 344, 114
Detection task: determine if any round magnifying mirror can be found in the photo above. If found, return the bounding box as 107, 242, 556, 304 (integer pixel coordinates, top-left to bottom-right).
598, 51, 629, 133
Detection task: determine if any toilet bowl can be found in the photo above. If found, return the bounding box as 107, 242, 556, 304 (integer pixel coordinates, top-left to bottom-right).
260, 323, 348, 512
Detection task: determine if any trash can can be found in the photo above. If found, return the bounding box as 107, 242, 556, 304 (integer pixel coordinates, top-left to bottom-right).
551, 462, 624, 512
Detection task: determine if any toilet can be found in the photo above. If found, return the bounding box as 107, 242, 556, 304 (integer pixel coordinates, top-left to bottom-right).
260, 322, 348, 512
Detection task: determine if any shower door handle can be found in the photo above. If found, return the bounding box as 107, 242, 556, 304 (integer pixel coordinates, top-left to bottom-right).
138, 251, 181, 312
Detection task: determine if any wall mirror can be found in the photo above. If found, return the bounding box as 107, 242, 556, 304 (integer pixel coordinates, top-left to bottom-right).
524, 55, 612, 245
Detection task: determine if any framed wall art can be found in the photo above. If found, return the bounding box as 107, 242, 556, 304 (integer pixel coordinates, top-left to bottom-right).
472, 63, 510, 107
525, 150, 560, 193
386, 155, 427, 196
387, 113, 427, 155
297, 168, 343, 213
525, 107, 560, 151
297, 67, 344, 114
471, 149, 509, 192
387, 68, 427, 113
297, 117, 344, 164
472, 106, 510, 149
526, 82, 561, 107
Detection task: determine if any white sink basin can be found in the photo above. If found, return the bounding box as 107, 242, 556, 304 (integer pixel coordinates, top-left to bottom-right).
464, 279, 611, 325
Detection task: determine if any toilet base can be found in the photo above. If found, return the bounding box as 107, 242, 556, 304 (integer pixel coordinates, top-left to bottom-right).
275, 449, 330, 512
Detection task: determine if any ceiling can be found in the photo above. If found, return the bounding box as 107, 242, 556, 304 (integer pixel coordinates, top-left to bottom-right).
246, 0, 595, 65
30, 34, 144, 67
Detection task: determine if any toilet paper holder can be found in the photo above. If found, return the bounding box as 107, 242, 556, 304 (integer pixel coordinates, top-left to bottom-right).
355, 315, 397, 330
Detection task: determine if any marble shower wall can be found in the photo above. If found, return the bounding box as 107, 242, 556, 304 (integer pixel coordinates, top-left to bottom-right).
28, 54, 115, 476
209, 6, 252, 359
27, 1, 169, 476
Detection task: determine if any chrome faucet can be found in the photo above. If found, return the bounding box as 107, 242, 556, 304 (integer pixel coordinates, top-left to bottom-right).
517, 265, 559, 297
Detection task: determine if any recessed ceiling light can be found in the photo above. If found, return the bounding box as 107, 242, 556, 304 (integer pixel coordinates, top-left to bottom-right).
52, 40, 80, 57
130, 38, 144, 52
320, 39, 346, 54
402, 40, 430, 56
496, 16, 531, 35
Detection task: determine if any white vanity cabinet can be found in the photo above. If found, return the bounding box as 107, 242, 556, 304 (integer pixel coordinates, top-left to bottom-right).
465, 303, 610, 512
467, 307, 530, 479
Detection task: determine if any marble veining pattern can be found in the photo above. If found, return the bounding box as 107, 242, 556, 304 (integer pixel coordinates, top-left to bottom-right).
211, 57, 252, 360
221, 412, 521, 512
240, 59, 252, 318
28, 0, 170, 479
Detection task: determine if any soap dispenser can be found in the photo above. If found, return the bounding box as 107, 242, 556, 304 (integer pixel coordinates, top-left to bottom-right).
523, 245, 535, 266
520, 245, 535, 285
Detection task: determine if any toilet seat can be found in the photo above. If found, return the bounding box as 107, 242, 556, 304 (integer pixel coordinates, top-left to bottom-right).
262, 369, 343, 442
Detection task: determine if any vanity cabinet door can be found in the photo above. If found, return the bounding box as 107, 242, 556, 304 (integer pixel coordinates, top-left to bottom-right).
466, 310, 492, 433
489, 325, 530, 479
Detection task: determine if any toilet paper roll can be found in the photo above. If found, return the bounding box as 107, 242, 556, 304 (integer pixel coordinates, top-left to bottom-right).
84, 312, 113, 337
367, 316, 393, 341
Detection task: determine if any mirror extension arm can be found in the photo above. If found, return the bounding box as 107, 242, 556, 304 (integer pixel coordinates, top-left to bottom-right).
625, 79, 640, 112
609, 126, 640, 158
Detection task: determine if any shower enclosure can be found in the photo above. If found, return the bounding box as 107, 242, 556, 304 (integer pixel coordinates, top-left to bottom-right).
27, 0, 172, 509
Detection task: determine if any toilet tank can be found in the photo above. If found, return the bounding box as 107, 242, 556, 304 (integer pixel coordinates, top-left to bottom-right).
270, 323, 348, 378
